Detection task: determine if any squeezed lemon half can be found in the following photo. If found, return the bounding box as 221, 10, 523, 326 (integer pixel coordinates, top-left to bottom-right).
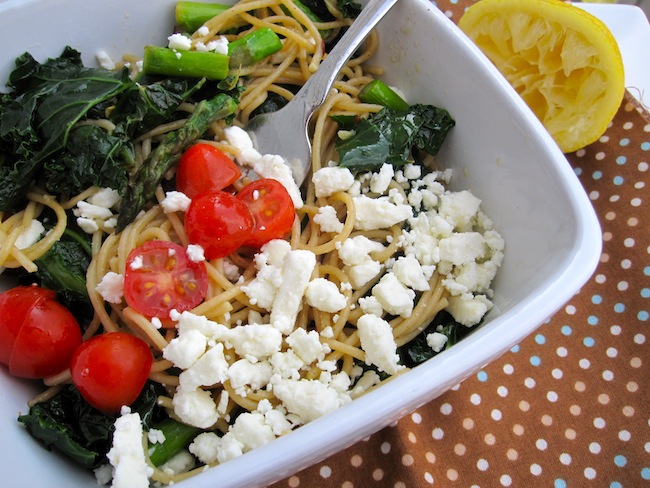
459, 0, 625, 153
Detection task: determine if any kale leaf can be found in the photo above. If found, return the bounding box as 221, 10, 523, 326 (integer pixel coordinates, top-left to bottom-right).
18, 382, 163, 469
336, 104, 455, 173
398, 311, 470, 367
337, 0, 362, 18
0, 47, 131, 211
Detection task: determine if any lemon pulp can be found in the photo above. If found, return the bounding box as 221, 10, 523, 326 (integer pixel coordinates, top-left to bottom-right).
459, 0, 625, 153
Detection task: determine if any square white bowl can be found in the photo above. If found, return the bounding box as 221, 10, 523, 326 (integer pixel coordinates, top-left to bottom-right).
0, 0, 601, 486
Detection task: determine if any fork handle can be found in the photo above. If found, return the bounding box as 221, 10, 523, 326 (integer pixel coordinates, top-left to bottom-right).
295, 0, 400, 114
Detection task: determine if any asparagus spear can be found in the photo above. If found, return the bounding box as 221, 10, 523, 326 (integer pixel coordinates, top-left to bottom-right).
143, 46, 230, 80
359, 79, 410, 111
116, 92, 238, 231
175, 1, 230, 33
227, 27, 283, 68
147, 418, 202, 466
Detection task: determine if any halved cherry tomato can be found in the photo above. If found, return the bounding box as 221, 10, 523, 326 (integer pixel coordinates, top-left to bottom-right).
124, 241, 208, 318
0, 285, 82, 379
176, 143, 242, 199
237, 178, 296, 248
70, 332, 152, 414
184, 191, 254, 259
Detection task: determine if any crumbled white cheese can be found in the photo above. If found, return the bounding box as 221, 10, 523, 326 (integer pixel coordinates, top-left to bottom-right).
161, 191, 191, 213
392, 255, 432, 291
223, 125, 262, 166
96, 272, 124, 304
227, 358, 273, 393
168, 33, 193, 50
106, 410, 152, 488
269, 250, 316, 334
352, 194, 412, 231
312, 166, 355, 197
369, 163, 394, 194
173, 385, 220, 428
272, 377, 349, 423
356, 314, 404, 375
446, 294, 492, 327
372, 272, 415, 318
186, 243, 206, 263
227, 324, 283, 360
426, 331, 448, 352
163, 329, 208, 369
313, 205, 344, 233
252, 154, 304, 209
305, 278, 347, 313
286, 328, 326, 365
179, 343, 230, 390
89, 188, 121, 208
96, 50, 116, 70
14, 219, 45, 249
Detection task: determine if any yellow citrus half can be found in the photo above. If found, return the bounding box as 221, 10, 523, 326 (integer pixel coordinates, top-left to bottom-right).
459, 0, 625, 153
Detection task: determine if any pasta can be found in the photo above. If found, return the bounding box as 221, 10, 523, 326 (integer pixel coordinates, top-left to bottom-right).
0, 0, 504, 483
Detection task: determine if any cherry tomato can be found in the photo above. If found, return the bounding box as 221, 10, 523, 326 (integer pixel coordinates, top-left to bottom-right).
0, 285, 82, 379
70, 332, 152, 414
184, 191, 254, 259
124, 241, 208, 318
237, 178, 296, 248
176, 143, 242, 199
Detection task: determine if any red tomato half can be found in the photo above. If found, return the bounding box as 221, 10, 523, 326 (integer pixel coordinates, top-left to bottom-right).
124, 241, 208, 318
0, 285, 82, 379
184, 191, 254, 259
176, 143, 242, 199
71, 332, 152, 414
237, 178, 296, 248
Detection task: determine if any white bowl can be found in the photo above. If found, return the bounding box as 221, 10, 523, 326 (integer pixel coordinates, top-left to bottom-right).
0, 0, 601, 486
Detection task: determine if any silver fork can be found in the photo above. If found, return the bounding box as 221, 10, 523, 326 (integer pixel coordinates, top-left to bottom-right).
243, 0, 400, 186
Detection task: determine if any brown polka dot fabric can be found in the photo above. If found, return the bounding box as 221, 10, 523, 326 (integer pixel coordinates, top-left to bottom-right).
272, 1, 650, 487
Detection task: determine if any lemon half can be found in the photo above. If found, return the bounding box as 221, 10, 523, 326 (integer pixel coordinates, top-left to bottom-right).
459, 0, 625, 153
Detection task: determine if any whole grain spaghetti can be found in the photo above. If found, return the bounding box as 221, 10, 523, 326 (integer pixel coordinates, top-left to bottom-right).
1, 0, 504, 484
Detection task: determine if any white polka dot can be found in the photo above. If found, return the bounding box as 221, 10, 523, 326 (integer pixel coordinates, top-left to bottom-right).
595, 274, 606, 284
536, 439, 548, 450
446, 469, 458, 481
477, 458, 489, 471
506, 448, 518, 461
288, 476, 300, 487
610, 325, 622, 335
500, 474, 512, 486
513, 424, 525, 436
631, 197, 642, 207
541, 414, 554, 426
424, 472, 434, 484
547, 391, 558, 402
594, 417, 606, 429
617, 281, 629, 291
574, 381, 586, 392
645, 442, 650, 454
432, 428, 444, 440
565, 305, 576, 314
621, 258, 633, 269
463, 418, 474, 430
351, 454, 363, 467
560, 453, 572, 465
630, 357, 642, 368
319, 466, 332, 478
552, 368, 563, 379
598, 393, 610, 405
519, 400, 530, 412
454, 443, 466, 456
579, 358, 591, 369
380, 442, 391, 454
530, 463, 542, 476
497, 386, 508, 397
619, 430, 631, 441
373, 469, 384, 481
491, 409, 502, 421
440, 403, 452, 415
589, 442, 601, 454
470, 393, 481, 405
407, 432, 417, 444
606, 347, 618, 358
411, 412, 422, 424
524, 377, 536, 388
602, 370, 614, 381
623, 405, 635, 417
565, 429, 577, 440
634, 334, 646, 345
402, 454, 414, 466
584, 467, 597, 480
570, 404, 582, 416
484, 433, 496, 445
557, 347, 568, 357
503, 364, 514, 374
627, 381, 639, 392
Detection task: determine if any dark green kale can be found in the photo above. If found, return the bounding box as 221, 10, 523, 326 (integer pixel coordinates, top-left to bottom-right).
32, 228, 92, 319
18, 382, 163, 469
337, 0, 362, 18
398, 311, 470, 367
336, 104, 455, 173
0, 47, 132, 211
